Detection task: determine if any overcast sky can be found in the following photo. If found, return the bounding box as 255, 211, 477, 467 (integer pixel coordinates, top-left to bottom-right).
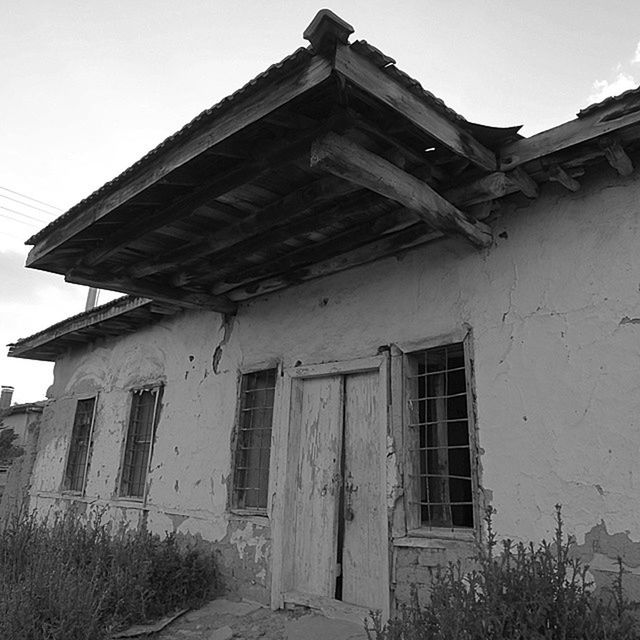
2, 0, 640, 403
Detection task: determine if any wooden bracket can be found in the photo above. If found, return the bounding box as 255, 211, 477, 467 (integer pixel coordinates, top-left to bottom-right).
506, 167, 539, 198
548, 165, 580, 192
601, 140, 634, 176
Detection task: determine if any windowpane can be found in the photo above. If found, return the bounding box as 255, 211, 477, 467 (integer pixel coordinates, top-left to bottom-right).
407, 342, 474, 529
120, 387, 162, 498
64, 398, 96, 493
232, 369, 276, 510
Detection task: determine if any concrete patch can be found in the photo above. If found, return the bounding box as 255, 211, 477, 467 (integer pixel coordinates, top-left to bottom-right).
284, 614, 367, 640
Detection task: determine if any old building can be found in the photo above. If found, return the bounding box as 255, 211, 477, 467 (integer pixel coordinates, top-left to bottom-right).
9, 9, 640, 619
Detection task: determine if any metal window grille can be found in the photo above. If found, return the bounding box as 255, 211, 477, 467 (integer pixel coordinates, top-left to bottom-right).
407, 342, 474, 528
64, 398, 97, 493
232, 369, 276, 510
120, 387, 162, 499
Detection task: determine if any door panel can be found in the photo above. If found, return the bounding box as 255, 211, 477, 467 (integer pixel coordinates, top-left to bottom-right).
342, 371, 386, 609
291, 375, 343, 596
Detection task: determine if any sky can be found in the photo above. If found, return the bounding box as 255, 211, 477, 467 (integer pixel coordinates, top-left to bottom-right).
2, 0, 640, 403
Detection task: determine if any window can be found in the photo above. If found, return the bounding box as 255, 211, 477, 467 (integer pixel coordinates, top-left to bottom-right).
405, 341, 476, 530
231, 369, 276, 511
119, 387, 163, 499
64, 398, 97, 493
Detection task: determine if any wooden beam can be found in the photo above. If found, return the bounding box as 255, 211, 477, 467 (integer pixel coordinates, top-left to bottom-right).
548, 164, 580, 192
602, 140, 634, 176
310, 133, 492, 247
66, 269, 237, 313
129, 176, 360, 279
226, 223, 442, 301
499, 96, 640, 170
26, 53, 333, 267
333, 43, 497, 172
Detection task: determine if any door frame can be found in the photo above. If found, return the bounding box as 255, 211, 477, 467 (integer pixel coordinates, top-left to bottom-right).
269, 355, 390, 619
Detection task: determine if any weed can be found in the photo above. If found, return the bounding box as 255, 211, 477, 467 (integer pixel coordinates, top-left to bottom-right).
0, 509, 220, 640
369, 506, 640, 640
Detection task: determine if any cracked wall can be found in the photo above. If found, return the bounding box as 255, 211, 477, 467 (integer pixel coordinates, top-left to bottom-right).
29, 168, 640, 606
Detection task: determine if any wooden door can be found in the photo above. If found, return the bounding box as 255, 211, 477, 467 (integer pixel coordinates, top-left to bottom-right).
290, 375, 343, 596
275, 357, 389, 617
341, 370, 386, 609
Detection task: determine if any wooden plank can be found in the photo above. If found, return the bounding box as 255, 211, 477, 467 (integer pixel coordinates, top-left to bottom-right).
26, 55, 333, 266
389, 345, 406, 539
129, 177, 359, 278
334, 44, 497, 172
65, 269, 236, 313
499, 96, 640, 170
291, 376, 343, 597
227, 224, 442, 301
342, 370, 387, 611
310, 133, 491, 247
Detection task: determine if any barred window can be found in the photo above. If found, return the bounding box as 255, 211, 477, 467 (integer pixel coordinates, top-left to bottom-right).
232, 369, 276, 510
64, 398, 97, 493
119, 387, 163, 499
406, 342, 475, 529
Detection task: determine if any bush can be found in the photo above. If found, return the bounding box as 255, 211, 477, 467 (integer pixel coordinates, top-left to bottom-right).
0, 509, 221, 640
369, 506, 639, 640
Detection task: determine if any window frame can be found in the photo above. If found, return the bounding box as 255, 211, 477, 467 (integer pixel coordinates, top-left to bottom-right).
62, 396, 98, 495
229, 366, 278, 516
118, 384, 163, 502
401, 330, 481, 539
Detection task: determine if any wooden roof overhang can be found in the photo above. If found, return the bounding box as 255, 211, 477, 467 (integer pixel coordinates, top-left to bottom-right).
23, 11, 640, 315
8, 296, 180, 361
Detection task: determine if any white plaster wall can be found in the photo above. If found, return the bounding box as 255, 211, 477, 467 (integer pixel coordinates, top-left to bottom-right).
30, 168, 640, 558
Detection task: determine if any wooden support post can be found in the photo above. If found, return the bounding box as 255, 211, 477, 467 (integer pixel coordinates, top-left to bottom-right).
548, 164, 580, 192
310, 133, 492, 248
602, 140, 634, 176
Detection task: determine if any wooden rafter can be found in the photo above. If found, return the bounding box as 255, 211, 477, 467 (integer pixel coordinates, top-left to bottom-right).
66, 269, 237, 313
310, 133, 492, 247
333, 43, 497, 172
74, 126, 337, 270
226, 223, 442, 301
128, 176, 360, 279
499, 99, 640, 170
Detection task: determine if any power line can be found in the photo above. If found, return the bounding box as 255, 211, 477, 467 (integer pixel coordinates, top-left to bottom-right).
0, 206, 48, 226
0, 185, 62, 212
0, 193, 58, 219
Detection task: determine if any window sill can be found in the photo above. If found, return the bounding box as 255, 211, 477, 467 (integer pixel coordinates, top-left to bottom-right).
394, 528, 476, 547
228, 508, 269, 524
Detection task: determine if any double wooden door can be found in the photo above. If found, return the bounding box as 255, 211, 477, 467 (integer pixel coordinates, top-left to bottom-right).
275, 360, 388, 613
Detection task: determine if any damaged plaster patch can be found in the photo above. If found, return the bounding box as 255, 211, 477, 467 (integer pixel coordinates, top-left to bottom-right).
212, 314, 236, 374
229, 521, 269, 564
167, 512, 190, 532
573, 521, 640, 600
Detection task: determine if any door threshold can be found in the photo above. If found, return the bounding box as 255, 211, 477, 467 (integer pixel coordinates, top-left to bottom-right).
282, 591, 375, 625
